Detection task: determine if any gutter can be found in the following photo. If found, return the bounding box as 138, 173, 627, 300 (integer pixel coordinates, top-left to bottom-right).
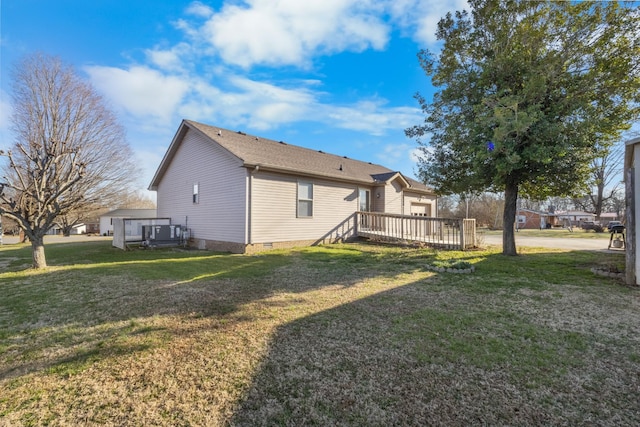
242, 163, 435, 195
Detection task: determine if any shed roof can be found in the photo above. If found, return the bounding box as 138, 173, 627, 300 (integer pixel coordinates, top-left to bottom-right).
101, 209, 157, 218
149, 120, 433, 194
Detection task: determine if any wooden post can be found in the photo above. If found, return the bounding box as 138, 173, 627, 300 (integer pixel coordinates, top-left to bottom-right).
625, 167, 635, 285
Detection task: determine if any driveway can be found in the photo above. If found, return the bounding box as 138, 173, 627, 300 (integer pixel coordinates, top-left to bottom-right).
480, 233, 621, 251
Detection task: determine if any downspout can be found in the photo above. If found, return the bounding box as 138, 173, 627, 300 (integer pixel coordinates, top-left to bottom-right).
624, 140, 638, 285
248, 165, 260, 247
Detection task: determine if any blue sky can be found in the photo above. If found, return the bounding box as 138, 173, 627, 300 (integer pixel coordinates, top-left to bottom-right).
0, 0, 468, 197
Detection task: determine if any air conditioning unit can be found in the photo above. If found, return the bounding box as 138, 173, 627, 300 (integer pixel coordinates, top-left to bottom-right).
142, 224, 183, 247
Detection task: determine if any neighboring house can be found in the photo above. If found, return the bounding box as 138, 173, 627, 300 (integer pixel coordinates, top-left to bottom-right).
624, 136, 640, 285
548, 210, 596, 227
516, 209, 549, 229
599, 212, 621, 225
99, 209, 157, 236
45, 223, 87, 235
149, 120, 437, 253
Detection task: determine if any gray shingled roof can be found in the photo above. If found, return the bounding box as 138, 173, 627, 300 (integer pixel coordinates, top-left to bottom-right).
101, 209, 157, 218
150, 119, 432, 193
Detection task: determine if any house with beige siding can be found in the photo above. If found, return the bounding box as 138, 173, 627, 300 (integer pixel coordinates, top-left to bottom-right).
149, 119, 437, 253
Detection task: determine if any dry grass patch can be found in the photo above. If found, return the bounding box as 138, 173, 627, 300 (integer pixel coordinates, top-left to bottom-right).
0, 241, 638, 425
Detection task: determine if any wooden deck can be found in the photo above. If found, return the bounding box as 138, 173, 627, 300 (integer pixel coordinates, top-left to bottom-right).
357, 212, 476, 250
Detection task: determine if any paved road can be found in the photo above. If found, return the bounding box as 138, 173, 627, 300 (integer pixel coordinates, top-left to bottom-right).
481, 233, 621, 251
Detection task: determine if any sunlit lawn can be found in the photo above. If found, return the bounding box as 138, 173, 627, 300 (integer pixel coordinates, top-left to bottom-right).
0, 239, 637, 425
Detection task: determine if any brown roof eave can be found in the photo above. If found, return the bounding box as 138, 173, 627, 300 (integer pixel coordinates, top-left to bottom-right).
244, 163, 381, 186
148, 120, 190, 191
244, 163, 434, 194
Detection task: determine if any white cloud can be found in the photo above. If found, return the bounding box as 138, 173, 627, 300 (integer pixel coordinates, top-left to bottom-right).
324, 100, 422, 136
0, 89, 12, 134
84, 65, 190, 122
410, 147, 423, 163
185, 1, 214, 18
176, 75, 319, 130
145, 43, 192, 72
199, 0, 389, 68
387, 0, 468, 46
80, 0, 457, 152
0, 89, 15, 152
85, 56, 421, 138
172, 0, 468, 70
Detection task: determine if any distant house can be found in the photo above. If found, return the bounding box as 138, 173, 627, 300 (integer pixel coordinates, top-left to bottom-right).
547, 210, 596, 227
599, 212, 621, 225
149, 120, 437, 253
99, 209, 157, 236
516, 209, 549, 229
45, 223, 87, 235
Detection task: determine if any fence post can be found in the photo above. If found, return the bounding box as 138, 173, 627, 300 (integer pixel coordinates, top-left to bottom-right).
460, 219, 465, 250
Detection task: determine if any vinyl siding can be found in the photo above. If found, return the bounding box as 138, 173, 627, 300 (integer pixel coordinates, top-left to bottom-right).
251, 171, 358, 243
383, 180, 404, 215
371, 187, 384, 212
156, 129, 247, 243
404, 192, 437, 216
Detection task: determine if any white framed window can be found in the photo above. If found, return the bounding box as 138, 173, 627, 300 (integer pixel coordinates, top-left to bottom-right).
358, 188, 370, 212
297, 181, 313, 217
193, 183, 199, 204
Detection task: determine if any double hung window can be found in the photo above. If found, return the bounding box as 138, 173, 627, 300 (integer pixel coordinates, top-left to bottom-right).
297, 181, 313, 217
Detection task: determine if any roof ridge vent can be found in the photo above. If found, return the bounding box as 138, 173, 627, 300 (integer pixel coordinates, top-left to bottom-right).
237, 131, 246, 135
279, 141, 286, 145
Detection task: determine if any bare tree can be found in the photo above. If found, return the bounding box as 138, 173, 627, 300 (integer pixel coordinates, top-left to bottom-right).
0, 53, 138, 268
120, 191, 157, 209
573, 142, 624, 219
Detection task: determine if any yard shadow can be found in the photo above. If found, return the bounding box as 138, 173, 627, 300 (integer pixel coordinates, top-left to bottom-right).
228, 248, 634, 426
312, 213, 357, 245
0, 240, 417, 381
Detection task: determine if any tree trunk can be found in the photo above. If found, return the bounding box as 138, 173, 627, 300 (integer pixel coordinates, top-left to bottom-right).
594, 182, 604, 220
31, 237, 47, 269
502, 181, 518, 256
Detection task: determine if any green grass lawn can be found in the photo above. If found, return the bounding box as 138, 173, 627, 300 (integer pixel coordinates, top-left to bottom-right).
0, 240, 637, 425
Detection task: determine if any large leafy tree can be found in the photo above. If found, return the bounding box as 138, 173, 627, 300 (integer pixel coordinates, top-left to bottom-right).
0, 53, 138, 268
407, 0, 640, 255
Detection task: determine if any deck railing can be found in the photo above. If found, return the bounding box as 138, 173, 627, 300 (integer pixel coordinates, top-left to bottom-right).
356, 212, 476, 250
